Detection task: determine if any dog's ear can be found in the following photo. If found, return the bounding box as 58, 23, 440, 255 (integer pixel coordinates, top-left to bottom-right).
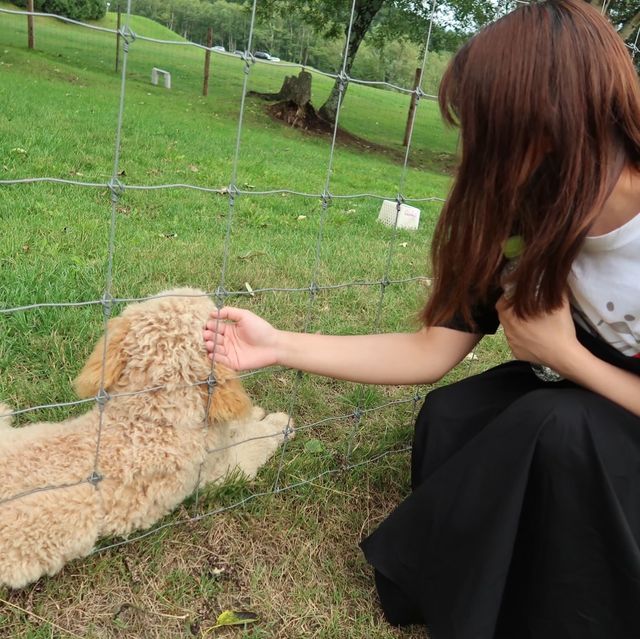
203, 364, 252, 424
73, 317, 130, 398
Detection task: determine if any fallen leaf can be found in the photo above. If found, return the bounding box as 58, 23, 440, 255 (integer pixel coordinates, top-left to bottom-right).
204, 610, 258, 633
399, 242, 408, 248
244, 282, 255, 297
297, 215, 307, 221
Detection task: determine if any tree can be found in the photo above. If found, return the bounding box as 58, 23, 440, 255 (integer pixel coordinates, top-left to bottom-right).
316, 0, 386, 123
254, 0, 640, 124
255, 0, 505, 123
590, 0, 640, 40
14, 0, 105, 20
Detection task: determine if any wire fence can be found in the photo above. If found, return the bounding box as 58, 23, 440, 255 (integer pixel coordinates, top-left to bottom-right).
5, 0, 633, 562
0, 0, 453, 557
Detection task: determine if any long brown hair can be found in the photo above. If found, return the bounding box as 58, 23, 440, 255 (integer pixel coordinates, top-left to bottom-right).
422, 0, 640, 328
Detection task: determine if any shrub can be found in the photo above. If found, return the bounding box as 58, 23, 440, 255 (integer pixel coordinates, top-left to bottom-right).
13, 0, 106, 21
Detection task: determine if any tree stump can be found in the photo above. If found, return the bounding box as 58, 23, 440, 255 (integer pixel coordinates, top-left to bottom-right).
250, 70, 312, 104
249, 70, 330, 130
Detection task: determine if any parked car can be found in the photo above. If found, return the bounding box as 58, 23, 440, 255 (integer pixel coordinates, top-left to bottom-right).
212, 45, 225, 52
269, 56, 281, 62
234, 49, 244, 56
253, 51, 272, 60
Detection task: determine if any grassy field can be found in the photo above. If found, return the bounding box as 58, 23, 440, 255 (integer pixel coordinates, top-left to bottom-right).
0, 5, 509, 638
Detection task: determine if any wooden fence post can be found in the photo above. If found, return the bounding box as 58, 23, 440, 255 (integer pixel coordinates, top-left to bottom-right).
26, 0, 35, 50
403, 67, 422, 147
115, 9, 121, 72
203, 27, 213, 96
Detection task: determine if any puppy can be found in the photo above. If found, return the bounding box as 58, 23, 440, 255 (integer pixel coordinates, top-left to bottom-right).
0, 288, 292, 589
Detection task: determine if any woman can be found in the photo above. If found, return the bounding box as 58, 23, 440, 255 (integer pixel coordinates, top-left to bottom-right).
203, 1, 640, 636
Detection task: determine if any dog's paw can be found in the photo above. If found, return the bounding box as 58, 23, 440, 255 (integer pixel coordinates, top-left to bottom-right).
0, 403, 14, 429
262, 411, 295, 441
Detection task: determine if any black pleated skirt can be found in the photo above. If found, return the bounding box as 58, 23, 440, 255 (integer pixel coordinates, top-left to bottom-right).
360, 361, 640, 639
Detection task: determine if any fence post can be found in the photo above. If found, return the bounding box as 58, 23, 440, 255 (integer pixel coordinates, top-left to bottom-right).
403, 67, 421, 147
26, 0, 35, 50
115, 9, 121, 73
203, 27, 213, 97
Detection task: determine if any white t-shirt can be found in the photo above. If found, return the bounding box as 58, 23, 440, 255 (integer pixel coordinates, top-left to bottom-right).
569, 212, 640, 358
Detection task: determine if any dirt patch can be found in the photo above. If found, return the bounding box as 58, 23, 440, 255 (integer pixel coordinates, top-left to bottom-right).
261, 98, 457, 175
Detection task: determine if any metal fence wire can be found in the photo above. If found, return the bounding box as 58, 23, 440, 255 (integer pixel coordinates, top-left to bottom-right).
0, 0, 522, 553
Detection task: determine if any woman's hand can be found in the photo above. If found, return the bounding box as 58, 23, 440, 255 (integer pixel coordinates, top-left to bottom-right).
202, 307, 279, 371
496, 295, 581, 373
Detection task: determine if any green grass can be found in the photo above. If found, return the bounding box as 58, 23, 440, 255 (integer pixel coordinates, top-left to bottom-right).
0, 4, 508, 638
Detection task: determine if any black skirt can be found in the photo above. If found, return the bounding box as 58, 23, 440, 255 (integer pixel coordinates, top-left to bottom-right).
360, 359, 640, 639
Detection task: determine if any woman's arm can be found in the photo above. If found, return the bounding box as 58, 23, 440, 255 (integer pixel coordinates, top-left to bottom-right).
559, 347, 640, 417
497, 296, 640, 418
273, 326, 480, 385
203, 307, 480, 385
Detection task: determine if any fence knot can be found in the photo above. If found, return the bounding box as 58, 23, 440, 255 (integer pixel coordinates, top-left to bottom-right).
380, 276, 390, 289
95, 388, 110, 407
214, 286, 228, 309
283, 419, 294, 438
227, 183, 239, 205
352, 407, 364, 421
308, 281, 320, 296
87, 471, 103, 486
120, 25, 137, 45
415, 86, 426, 100
337, 70, 349, 93
395, 193, 406, 207
320, 191, 332, 209
108, 177, 125, 202
206, 374, 217, 390
101, 292, 114, 319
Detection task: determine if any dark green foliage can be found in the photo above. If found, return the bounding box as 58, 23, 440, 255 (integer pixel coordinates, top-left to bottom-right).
14, 0, 106, 20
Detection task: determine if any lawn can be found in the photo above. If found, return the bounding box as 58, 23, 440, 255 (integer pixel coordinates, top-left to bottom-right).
0, 4, 508, 638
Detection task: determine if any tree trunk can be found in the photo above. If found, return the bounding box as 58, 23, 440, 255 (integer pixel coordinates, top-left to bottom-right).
250, 70, 312, 104
619, 8, 640, 41
589, 0, 639, 44
253, 70, 325, 131
318, 0, 385, 124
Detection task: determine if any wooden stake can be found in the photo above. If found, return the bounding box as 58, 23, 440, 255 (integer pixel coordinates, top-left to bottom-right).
403, 67, 422, 147
203, 27, 213, 97
26, 0, 35, 49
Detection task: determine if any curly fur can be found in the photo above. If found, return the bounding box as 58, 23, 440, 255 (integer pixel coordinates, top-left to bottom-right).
0, 288, 293, 589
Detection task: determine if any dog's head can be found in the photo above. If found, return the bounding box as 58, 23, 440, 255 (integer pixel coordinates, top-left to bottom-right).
73, 288, 251, 424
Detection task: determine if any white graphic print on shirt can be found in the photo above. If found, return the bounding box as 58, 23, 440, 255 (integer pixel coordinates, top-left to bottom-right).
569, 212, 640, 358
